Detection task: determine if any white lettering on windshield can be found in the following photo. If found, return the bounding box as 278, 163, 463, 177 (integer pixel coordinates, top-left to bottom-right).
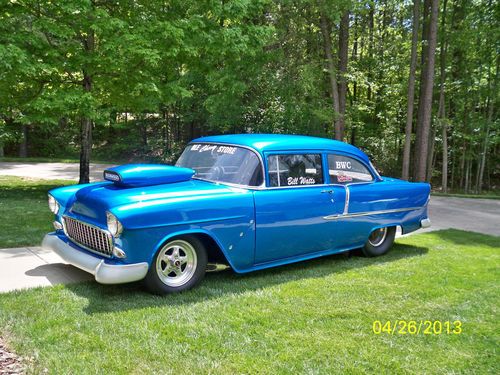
190, 144, 237, 154
216, 146, 237, 154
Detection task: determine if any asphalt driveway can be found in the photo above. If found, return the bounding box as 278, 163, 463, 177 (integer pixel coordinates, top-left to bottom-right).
0, 161, 116, 181
424, 196, 500, 237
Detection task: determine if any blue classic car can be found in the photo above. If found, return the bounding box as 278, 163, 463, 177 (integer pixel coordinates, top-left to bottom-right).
43, 134, 431, 294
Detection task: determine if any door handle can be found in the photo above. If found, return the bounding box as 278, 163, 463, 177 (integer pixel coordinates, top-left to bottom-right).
321, 189, 333, 194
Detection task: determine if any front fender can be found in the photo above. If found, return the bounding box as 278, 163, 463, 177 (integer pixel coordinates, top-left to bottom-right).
113, 190, 256, 271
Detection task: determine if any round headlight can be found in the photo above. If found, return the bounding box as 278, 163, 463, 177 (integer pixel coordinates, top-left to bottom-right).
48, 195, 59, 214
106, 211, 123, 237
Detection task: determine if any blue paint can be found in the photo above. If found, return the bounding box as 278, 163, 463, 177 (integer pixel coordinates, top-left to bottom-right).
104, 164, 195, 187
48, 134, 431, 279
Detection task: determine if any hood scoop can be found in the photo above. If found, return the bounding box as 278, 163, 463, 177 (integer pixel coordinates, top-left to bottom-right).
103, 164, 195, 187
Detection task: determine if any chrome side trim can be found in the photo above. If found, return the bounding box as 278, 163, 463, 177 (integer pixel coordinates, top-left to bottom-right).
343, 186, 350, 214
323, 206, 424, 220
193, 178, 335, 191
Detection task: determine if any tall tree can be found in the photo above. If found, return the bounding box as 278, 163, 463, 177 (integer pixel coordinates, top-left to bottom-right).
437, 0, 448, 192
402, 0, 421, 180
320, 12, 341, 139
337, 9, 350, 141
414, 0, 439, 182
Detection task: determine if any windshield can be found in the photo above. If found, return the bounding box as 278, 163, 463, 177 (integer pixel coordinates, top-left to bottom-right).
176, 143, 263, 186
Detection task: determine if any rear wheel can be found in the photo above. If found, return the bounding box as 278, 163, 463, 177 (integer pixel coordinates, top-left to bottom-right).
144, 236, 207, 295
361, 226, 396, 257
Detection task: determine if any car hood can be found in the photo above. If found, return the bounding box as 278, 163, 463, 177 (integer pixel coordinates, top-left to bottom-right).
64, 179, 240, 224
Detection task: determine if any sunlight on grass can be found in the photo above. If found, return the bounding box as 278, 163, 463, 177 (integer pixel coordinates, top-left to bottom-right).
0, 230, 498, 374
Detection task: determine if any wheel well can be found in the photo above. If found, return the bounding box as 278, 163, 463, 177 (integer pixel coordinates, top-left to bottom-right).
178, 233, 229, 265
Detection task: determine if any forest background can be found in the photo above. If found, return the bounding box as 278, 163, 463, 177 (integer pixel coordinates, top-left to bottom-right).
0, 0, 498, 192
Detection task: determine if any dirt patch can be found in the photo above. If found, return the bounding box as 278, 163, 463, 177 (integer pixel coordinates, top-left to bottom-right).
0, 337, 24, 375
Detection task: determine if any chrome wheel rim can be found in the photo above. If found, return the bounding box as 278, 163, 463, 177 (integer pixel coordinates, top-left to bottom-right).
368, 227, 388, 247
156, 240, 197, 287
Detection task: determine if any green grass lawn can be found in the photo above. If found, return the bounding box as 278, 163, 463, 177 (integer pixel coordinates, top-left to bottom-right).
0, 176, 73, 248
0, 230, 498, 374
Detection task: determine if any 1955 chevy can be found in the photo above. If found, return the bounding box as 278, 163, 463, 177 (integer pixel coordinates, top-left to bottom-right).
43, 134, 431, 294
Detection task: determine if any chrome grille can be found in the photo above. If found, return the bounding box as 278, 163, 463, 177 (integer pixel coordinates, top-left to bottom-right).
63, 216, 113, 257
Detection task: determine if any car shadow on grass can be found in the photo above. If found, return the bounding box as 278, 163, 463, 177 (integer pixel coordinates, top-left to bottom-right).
63, 242, 429, 315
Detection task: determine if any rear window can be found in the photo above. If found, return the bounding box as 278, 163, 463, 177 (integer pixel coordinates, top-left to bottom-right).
327, 154, 373, 184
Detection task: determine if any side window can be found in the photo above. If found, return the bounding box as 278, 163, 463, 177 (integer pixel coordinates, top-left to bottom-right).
328, 154, 373, 184
268, 154, 323, 187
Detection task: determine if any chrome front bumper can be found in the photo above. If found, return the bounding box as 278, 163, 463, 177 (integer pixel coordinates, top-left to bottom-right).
42, 233, 148, 284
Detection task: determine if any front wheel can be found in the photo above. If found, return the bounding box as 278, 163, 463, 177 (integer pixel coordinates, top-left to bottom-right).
361, 226, 396, 257
144, 236, 208, 295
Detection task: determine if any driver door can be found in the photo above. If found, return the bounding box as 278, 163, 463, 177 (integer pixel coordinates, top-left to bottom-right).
253, 152, 345, 264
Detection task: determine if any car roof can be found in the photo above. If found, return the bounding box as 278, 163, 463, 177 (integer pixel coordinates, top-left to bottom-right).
191, 134, 370, 164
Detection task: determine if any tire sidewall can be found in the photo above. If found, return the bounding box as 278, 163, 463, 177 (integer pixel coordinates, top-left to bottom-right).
362, 226, 396, 257
145, 235, 208, 294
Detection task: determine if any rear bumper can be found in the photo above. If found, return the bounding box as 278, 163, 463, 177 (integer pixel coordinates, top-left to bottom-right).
420, 218, 431, 228
42, 233, 148, 284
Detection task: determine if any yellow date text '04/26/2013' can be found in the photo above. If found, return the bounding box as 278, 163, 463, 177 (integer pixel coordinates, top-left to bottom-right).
372, 320, 463, 335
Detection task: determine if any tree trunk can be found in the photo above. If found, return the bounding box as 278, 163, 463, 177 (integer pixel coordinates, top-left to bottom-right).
79, 29, 95, 184
450, 151, 454, 190
426, 128, 435, 182
367, 2, 374, 101
438, 0, 448, 192
478, 55, 498, 193
402, 0, 421, 180
19, 124, 28, 157
464, 158, 469, 194
140, 122, 148, 147
79, 114, 92, 184
413, 0, 430, 179
337, 10, 349, 141
441, 120, 448, 192
459, 140, 465, 189
320, 12, 340, 139
415, 0, 439, 182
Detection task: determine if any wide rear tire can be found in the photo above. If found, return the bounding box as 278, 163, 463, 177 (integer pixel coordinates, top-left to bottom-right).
144, 236, 208, 295
361, 226, 396, 257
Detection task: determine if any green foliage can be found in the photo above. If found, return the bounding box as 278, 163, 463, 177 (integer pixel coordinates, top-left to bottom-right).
0, 0, 498, 189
